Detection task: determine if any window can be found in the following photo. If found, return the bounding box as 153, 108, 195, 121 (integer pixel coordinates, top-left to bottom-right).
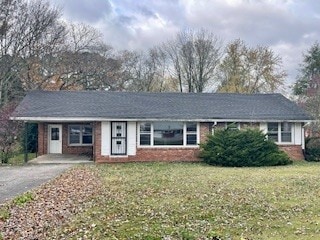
186, 122, 197, 145
51, 127, 59, 140
154, 122, 183, 145
139, 122, 151, 145
267, 122, 292, 143
281, 122, 292, 142
139, 122, 198, 146
267, 123, 278, 142
69, 125, 93, 145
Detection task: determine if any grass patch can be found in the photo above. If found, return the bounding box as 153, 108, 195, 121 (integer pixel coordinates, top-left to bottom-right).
0, 206, 9, 221
7, 153, 36, 165
12, 192, 34, 206
51, 162, 320, 239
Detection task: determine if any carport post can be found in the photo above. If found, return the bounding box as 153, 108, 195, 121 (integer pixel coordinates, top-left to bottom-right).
24, 122, 28, 163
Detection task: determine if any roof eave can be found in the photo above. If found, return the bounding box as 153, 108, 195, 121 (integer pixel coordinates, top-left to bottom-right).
10, 116, 313, 123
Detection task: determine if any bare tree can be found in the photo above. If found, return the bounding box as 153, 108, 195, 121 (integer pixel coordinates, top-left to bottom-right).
119, 48, 175, 92
20, 22, 120, 91
0, 0, 64, 104
0, 102, 22, 163
217, 39, 286, 93
161, 29, 222, 92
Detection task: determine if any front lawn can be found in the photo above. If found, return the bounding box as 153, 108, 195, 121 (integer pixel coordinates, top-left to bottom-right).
50, 162, 320, 239
2, 162, 320, 239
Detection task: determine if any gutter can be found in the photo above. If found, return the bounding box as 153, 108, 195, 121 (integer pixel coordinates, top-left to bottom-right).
10, 116, 314, 123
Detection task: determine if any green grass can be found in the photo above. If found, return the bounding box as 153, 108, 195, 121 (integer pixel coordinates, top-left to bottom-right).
0, 206, 9, 221
7, 153, 36, 165
51, 162, 320, 239
12, 192, 34, 206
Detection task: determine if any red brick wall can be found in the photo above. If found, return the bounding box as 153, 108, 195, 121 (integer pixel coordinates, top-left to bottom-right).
38, 123, 47, 156
93, 122, 101, 161
200, 122, 211, 143
279, 145, 304, 160
38, 122, 93, 156
96, 148, 200, 163
61, 124, 93, 155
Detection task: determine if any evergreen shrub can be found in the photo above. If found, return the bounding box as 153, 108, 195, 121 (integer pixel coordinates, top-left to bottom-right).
305, 137, 320, 161
200, 128, 292, 167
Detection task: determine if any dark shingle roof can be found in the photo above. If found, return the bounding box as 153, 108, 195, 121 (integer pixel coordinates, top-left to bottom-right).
12, 90, 312, 121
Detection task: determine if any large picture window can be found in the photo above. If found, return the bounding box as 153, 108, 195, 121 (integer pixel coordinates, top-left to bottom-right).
69, 124, 93, 145
139, 122, 198, 146
267, 122, 292, 143
154, 122, 183, 145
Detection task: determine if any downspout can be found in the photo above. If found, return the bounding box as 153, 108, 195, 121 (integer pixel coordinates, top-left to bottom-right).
302, 122, 310, 150
211, 121, 217, 135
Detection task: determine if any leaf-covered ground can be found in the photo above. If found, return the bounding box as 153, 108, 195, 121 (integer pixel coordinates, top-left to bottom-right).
50, 162, 320, 239
0, 166, 103, 240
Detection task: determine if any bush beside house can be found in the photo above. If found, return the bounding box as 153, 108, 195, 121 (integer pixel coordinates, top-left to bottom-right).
305, 137, 320, 161
200, 128, 292, 167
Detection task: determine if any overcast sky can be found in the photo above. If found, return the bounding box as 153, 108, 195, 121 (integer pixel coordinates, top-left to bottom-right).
50, 0, 320, 94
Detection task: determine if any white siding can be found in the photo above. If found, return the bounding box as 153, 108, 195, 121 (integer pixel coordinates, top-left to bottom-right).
101, 121, 110, 156
259, 123, 267, 134
127, 121, 137, 155
302, 125, 305, 149
293, 122, 302, 145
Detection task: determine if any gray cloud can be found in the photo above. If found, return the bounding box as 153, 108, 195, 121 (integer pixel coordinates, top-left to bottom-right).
50, 0, 320, 93
51, 0, 112, 23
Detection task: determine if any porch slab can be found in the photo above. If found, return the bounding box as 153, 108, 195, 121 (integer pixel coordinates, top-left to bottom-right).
28, 154, 93, 164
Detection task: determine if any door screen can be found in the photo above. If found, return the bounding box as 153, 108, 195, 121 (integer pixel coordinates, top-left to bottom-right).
111, 122, 127, 155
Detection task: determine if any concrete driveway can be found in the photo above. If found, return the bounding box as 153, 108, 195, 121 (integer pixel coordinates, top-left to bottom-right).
0, 164, 72, 203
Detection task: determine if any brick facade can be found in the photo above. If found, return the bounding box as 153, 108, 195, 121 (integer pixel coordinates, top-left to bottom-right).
38, 123, 47, 155
37, 122, 93, 157
279, 145, 304, 160
38, 121, 305, 162
61, 124, 93, 156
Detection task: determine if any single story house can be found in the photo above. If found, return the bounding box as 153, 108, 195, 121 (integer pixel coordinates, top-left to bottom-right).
11, 91, 312, 162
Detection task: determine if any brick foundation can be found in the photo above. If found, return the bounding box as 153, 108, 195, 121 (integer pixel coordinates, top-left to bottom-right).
279, 145, 304, 160
95, 148, 200, 163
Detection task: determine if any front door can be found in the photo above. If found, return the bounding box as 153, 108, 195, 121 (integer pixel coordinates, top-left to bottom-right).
48, 124, 62, 154
111, 122, 127, 155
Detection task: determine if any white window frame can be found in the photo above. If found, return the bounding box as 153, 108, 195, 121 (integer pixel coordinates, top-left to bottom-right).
139, 122, 152, 146
138, 122, 200, 147
267, 122, 293, 144
68, 124, 93, 146
186, 122, 198, 145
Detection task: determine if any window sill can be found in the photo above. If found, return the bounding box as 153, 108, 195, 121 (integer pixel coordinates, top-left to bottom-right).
138, 145, 199, 149
68, 144, 93, 147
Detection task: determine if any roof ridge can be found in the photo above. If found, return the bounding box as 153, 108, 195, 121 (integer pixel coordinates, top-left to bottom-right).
29, 90, 282, 96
